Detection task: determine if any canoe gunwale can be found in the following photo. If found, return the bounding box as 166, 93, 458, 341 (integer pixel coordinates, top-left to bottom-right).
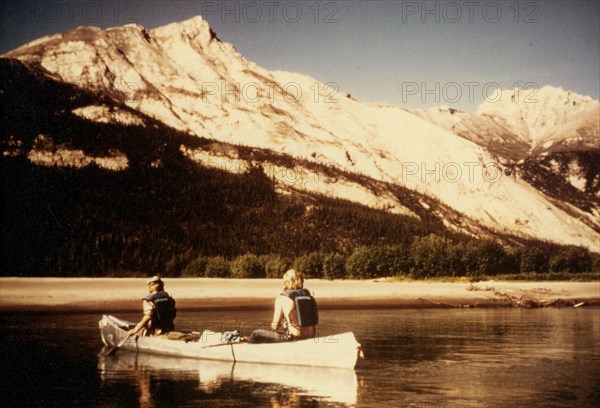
99, 314, 361, 369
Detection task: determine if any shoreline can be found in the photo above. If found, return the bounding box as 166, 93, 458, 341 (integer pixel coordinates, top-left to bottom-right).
1, 277, 599, 313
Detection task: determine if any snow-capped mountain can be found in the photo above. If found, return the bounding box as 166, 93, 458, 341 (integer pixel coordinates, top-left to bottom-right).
3, 16, 599, 251
413, 86, 599, 159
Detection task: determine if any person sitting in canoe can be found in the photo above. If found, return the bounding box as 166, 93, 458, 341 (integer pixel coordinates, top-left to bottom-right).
128, 275, 177, 337
249, 269, 318, 343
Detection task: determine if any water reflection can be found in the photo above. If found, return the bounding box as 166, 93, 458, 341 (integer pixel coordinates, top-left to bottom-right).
353, 308, 600, 407
2, 309, 598, 407
98, 352, 358, 406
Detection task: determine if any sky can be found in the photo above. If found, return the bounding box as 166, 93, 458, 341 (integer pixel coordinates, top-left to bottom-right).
1, 0, 598, 111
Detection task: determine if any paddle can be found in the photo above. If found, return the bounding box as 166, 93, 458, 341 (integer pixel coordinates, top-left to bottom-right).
102, 332, 133, 356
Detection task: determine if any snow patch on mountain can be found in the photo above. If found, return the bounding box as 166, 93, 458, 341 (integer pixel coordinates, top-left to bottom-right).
72, 105, 145, 126
544, 158, 588, 193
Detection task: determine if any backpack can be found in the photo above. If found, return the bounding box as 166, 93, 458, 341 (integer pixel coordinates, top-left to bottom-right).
282, 289, 319, 327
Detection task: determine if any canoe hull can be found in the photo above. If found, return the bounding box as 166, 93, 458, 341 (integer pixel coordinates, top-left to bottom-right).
99, 315, 361, 369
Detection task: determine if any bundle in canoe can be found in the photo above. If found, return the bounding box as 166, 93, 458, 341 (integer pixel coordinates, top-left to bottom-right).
99, 315, 362, 369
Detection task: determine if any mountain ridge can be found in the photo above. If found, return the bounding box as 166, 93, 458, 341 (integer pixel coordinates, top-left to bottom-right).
2, 15, 599, 252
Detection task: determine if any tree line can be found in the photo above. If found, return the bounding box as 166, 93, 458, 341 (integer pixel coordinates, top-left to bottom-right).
179, 236, 597, 280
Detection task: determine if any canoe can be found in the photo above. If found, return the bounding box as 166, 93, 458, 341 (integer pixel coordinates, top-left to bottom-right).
99, 351, 359, 405
99, 315, 362, 369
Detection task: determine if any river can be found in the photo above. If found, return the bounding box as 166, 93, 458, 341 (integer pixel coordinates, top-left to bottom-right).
1, 308, 598, 407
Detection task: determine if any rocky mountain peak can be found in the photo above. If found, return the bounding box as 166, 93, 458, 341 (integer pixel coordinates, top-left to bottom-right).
477, 85, 599, 150
151, 15, 220, 47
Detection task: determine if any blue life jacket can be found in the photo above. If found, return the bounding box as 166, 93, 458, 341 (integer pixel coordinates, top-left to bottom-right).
282, 289, 318, 327
144, 291, 176, 332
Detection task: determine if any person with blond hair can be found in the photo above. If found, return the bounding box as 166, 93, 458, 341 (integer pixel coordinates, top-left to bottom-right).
249, 269, 318, 343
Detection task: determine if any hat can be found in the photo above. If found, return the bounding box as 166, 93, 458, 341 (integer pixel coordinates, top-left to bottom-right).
147, 276, 162, 285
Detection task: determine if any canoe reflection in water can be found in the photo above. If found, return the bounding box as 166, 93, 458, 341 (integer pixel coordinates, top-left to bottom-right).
98, 352, 358, 406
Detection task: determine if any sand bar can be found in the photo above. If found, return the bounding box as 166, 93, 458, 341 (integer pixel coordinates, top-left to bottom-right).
1, 278, 598, 312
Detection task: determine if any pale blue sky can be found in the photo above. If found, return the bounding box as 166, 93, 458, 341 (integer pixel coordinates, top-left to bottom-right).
1, 0, 598, 111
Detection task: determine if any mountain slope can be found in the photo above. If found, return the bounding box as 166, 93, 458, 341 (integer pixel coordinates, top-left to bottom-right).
3, 16, 599, 252
2, 58, 461, 276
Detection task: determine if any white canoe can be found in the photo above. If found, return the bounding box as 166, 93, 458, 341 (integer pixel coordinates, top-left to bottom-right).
99, 315, 362, 369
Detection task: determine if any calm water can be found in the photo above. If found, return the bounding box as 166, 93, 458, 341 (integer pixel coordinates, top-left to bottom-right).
1, 308, 599, 407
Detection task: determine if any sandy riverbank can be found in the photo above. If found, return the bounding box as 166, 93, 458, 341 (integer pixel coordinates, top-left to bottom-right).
1, 278, 598, 312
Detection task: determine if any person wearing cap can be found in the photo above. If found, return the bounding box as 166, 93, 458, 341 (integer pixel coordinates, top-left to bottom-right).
128, 276, 177, 336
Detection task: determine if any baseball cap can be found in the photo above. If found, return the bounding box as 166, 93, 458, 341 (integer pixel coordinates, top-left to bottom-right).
147, 275, 162, 285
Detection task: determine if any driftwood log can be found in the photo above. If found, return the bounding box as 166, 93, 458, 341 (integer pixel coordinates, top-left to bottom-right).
467, 283, 588, 308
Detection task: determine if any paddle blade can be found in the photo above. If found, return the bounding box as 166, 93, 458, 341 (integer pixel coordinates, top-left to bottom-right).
101, 346, 118, 357
100, 333, 132, 356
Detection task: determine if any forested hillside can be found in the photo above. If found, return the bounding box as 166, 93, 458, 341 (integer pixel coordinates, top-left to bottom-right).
1, 59, 596, 278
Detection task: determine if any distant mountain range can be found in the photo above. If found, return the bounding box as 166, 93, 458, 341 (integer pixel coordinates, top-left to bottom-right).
1, 16, 598, 274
